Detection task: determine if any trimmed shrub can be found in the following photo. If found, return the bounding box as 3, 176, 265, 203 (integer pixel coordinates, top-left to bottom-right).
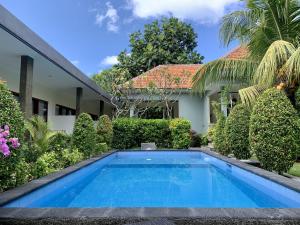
60, 148, 84, 168
96, 115, 113, 147
95, 143, 109, 154
224, 104, 251, 159
34, 152, 60, 178
0, 83, 25, 140
213, 113, 230, 156
250, 88, 300, 174
201, 134, 209, 146
48, 132, 72, 155
112, 118, 140, 149
0, 83, 26, 191
169, 119, 191, 149
72, 113, 97, 158
112, 118, 171, 149
139, 119, 171, 147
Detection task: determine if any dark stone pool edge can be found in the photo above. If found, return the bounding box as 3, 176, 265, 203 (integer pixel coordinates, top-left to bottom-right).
1, 149, 300, 225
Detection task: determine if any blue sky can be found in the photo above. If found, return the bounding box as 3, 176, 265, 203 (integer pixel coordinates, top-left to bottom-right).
0, 0, 242, 76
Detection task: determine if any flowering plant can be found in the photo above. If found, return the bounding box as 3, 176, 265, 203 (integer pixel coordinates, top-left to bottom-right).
0, 125, 20, 157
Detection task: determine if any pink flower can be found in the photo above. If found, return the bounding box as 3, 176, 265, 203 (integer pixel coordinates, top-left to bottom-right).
2, 130, 9, 138
9, 138, 20, 149
0, 143, 10, 156
0, 137, 6, 145
4, 125, 9, 131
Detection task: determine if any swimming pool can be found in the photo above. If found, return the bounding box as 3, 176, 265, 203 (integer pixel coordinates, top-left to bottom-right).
2, 151, 300, 208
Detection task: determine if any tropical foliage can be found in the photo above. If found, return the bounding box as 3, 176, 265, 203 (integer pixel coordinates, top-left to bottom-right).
193, 0, 300, 106
169, 119, 191, 149
249, 88, 300, 174
25, 116, 55, 161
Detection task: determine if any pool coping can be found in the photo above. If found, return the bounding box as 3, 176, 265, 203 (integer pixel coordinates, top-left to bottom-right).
0, 148, 300, 224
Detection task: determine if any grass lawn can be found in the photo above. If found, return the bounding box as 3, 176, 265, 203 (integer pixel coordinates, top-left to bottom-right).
288, 163, 300, 177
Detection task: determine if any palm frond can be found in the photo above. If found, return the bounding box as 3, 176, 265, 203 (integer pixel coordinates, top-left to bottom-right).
192, 58, 259, 94
239, 85, 267, 106
254, 40, 295, 86
281, 47, 300, 85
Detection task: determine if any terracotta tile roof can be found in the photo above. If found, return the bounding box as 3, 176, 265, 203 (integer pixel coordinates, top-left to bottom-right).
130, 64, 202, 89
224, 46, 249, 59
129, 46, 248, 90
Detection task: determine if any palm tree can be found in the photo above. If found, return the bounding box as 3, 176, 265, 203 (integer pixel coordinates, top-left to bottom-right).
25, 115, 56, 153
193, 0, 300, 105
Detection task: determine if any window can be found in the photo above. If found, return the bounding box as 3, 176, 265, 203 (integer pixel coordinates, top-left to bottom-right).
55, 104, 75, 116
12, 92, 48, 121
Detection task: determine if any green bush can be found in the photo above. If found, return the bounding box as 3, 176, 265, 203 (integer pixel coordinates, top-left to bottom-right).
34, 152, 60, 178
72, 113, 97, 158
169, 119, 191, 149
190, 131, 208, 147
213, 113, 230, 156
0, 83, 25, 140
250, 88, 300, 174
95, 143, 109, 154
60, 148, 84, 168
224, 104, 251, 159
96, 115, 113, 147
112, 118, 171, 149
0, 83, 26, 191
48, 132, 72, 155
201, 134, 209, 146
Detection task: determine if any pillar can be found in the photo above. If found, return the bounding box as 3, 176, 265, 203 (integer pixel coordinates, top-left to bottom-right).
76, 87, 82, 118
19, 55, 33, 119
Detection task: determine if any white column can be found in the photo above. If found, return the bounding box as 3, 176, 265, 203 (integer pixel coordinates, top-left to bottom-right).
129, 105, 135, 117
221, 96, 228, 117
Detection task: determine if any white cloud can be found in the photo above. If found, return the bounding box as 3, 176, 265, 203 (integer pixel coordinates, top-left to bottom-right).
101, 55, 119, 66
127, 0, 242, 24
95, 2, 119, 32
71, 60, 80, 66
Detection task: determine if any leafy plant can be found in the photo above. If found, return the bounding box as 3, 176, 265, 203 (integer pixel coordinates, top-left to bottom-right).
48, 132, 71, 155
33, 152, 60, 178
25, 116, 55, 162
169, 119, 191, 149
224, 104, 251, 159
96, 115, 113, 148
249, 88, 300, 174
60, 148, 83, 168
72, 113, 97, 158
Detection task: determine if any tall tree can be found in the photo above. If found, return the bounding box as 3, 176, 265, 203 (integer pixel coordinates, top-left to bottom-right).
193, 0, 300, 105
117, 17, 204, 77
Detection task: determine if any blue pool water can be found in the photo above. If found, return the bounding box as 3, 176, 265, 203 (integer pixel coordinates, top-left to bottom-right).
3, 151, 300, 208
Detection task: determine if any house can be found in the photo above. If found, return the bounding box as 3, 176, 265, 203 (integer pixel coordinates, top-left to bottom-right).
0, 5, 114, 133
128, 46, 248, 134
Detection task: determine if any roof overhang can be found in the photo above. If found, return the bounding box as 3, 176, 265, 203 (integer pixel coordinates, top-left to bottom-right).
0, 5, 111, 104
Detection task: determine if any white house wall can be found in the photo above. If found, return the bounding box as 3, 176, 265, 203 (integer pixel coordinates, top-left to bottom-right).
178, 94, 210, 134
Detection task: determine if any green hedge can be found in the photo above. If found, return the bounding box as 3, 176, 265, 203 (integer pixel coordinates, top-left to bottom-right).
250, 88, 300, 174
169, 119, 191, 149
96, 115, 113, 148
72, 113, 97, 158
112, 118, 191, 149
112, 118, 171, 149
224, 104, 251, 159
